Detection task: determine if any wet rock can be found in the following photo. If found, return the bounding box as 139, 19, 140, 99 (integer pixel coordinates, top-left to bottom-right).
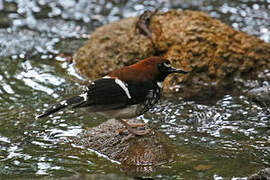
247, 85, 270, 107
75, 10, 270, 98
0, 1, 17, 28
58, 173, 134, 180
248, 168, 270, 180
75, 17, 154, 78
71, 118, 176, 174
55, 38, 87, 55
0, 14, 11, 28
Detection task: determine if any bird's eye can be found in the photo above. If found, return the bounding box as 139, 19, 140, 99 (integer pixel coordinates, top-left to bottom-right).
163, 61, 171, 68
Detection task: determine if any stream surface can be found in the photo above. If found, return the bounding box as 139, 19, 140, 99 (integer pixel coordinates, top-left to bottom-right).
0, 0, 270, 179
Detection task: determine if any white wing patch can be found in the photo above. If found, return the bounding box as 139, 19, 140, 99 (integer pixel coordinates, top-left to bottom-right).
60, 100, 68, 106
79, 93, 88, 101
157, 81, 163, 88
115, 79, 131, 99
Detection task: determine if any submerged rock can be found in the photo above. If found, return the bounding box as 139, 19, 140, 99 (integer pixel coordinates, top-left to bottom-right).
75, 10, 270, 98
248, 168, 270, 180
247, 85, 270, 107
71, 118, 176, 174
58, 173, 134, 180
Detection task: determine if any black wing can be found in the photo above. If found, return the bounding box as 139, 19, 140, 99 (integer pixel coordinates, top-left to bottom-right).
73, 78, 129, 111
36, 78, 155, 118
74, 78, 154, 111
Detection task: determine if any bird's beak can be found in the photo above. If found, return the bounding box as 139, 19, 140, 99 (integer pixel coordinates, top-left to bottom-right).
168, 67, 189, 74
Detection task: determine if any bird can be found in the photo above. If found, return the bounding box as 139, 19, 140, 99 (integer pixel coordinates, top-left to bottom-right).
36, 56, 188, 138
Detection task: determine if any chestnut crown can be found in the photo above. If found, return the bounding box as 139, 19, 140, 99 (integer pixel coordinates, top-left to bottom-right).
109, 56, 188, 82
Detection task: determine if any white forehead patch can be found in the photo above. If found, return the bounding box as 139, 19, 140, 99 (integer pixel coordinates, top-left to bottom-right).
157, 81, 163, 88
115, 78, 131, 99
163, 62, 171, 68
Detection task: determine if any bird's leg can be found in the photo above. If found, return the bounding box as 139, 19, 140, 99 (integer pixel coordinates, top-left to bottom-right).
118, 119, 151, 136
125, 122, 147, 128
118, 122, 147, 134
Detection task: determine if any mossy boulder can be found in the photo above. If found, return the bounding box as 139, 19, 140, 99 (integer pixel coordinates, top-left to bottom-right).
75, 10, 270, 98
71, 118, 176, 174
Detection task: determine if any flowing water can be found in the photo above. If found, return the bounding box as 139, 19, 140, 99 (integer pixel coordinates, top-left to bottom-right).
0, 0, 270, 179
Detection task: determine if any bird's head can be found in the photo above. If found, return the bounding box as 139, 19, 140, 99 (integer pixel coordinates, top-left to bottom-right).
109, 56, 188, 83
130, 56, 188, 82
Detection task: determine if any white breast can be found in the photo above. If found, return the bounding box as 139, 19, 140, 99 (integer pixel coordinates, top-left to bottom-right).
157, 81, 163, 88
99, 105, 138, 119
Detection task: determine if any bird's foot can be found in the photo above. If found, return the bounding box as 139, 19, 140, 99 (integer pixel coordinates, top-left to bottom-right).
129, 128, 151, 135
118, 122, 147, 134
118, 119, 151, 142
128, 122, 147, 128
120, 128, 151, 143
121, 133, 134, 143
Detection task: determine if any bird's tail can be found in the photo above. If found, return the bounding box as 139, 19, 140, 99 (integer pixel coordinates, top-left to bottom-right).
36, 95, 84, 119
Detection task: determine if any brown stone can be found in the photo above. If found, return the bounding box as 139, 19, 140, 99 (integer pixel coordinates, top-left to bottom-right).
75, 17, 154, 79
75, 10, 270, 98
71, 118, 176, 174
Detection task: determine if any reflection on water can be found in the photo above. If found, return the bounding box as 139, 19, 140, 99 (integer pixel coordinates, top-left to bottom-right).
0, 0, 270, 179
